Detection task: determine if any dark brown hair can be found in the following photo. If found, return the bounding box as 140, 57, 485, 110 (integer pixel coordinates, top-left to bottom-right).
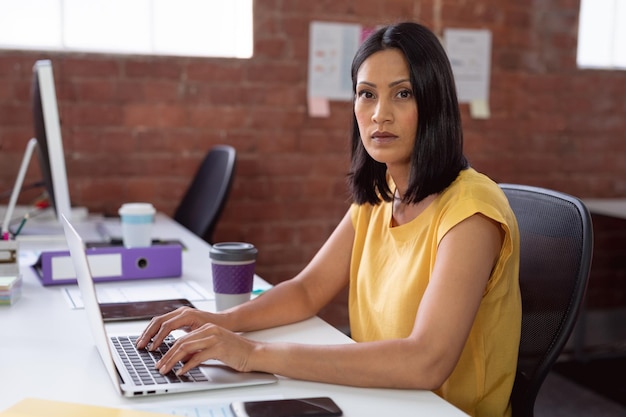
348, 22, 468, 205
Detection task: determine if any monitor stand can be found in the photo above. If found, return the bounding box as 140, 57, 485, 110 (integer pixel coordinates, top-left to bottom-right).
1, 138, 92, 241
2, 139, 38, 240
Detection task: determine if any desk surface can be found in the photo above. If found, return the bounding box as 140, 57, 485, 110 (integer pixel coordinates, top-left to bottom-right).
583, 198, 626, 220
0, 214, 467, 416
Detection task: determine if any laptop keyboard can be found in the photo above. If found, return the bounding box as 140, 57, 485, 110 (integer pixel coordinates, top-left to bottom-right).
111, 335, 208, 386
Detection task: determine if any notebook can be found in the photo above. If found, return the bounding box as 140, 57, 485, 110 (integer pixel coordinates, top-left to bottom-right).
61, 214, 277, 397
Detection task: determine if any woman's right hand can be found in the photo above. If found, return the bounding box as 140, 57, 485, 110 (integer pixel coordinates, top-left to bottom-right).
135, 306, 222, 351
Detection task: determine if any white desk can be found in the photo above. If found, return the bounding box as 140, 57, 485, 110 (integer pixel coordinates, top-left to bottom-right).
576, 198, 626, 360
0, 215, 467, 416
583, 198, 626, 219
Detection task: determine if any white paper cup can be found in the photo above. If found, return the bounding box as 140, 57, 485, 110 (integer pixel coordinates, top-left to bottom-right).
118, 203, 156, 248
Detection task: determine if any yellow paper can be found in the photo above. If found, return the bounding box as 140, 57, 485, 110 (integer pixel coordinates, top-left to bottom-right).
1, 398, 171, 417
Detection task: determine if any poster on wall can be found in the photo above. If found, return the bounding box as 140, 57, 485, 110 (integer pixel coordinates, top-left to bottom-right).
444, 28, 492, 119
307, 21, 363, 117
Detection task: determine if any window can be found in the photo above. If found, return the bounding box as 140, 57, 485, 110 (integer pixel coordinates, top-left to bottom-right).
0, 0, 253, 59
577, 0, 626, 69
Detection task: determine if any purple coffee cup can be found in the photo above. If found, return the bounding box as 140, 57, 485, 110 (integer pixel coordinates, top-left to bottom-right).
209, 242, 258, 311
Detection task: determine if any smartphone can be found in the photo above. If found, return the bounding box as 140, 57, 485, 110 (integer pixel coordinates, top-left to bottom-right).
99, 298, 194, 322
230, 397, 342, 417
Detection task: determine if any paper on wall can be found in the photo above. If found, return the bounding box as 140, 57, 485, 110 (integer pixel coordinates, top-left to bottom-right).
307, 21, 361, 102
444, 28, 492, 104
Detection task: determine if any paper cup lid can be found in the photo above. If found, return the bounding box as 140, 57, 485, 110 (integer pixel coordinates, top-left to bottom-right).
118, 203, 156, 216
209, 242, 257, 262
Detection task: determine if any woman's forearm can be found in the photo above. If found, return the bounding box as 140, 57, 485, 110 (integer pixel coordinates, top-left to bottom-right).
248, 338, 448, 390
221, 278, 322, 333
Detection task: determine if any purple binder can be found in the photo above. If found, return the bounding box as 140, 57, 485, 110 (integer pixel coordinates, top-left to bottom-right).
33, 244, 183, 286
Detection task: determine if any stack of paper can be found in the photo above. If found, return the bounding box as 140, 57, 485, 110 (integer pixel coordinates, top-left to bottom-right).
0, 275, 22, 305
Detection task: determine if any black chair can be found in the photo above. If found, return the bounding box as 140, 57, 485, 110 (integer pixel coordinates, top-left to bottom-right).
173, 145, 236, 244
499, 184, 593, 417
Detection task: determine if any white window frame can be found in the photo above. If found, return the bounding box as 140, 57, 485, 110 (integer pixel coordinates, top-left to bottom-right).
577, 0, 626, 69
0, 0, 253, 59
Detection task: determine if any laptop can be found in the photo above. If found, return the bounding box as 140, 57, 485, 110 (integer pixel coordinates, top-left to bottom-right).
61, 214, 277, 397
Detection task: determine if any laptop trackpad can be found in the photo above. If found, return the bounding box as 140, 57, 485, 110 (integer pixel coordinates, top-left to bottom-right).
199, 364, 277, 385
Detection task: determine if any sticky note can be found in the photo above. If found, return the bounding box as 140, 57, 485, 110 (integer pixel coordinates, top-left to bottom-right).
470, 99, 490, 119
308, 96, 331, 118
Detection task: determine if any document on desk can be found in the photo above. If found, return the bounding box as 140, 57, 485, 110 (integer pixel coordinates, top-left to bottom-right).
135, 395, 282, 417
0, 397, 176, 416
138, 402, 234, 417
63, 276, 272, 310
63, 280, 212, 309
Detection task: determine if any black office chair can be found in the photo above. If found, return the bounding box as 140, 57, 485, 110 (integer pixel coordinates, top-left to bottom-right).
499, 184, 593, 417
173, 145, 236, 244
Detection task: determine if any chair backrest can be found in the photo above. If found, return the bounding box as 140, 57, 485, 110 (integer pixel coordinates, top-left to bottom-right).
500, 184, 593, 417
174, 145, 236, 244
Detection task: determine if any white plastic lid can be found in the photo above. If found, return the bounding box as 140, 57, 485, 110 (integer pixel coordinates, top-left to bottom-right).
118, 202, 156, 216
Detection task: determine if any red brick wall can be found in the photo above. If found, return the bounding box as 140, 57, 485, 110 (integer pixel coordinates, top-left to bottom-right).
1, 0, 625, 315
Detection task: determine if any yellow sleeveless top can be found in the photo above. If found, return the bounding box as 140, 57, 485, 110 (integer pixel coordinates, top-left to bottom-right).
349, 168, 521, 417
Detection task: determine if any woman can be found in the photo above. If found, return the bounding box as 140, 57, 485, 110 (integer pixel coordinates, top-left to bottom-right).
137, 22, 521, 417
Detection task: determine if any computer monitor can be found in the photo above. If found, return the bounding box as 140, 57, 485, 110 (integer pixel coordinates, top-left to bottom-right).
31, 59, 72, 222
1, 60, 73, 238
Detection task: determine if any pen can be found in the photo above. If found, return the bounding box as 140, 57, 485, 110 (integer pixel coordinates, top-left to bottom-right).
13, 214, 29, 238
